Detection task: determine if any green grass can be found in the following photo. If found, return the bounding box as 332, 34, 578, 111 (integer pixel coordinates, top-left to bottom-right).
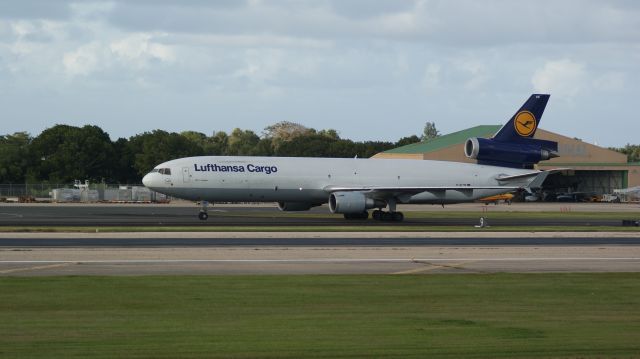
1, 274, 639, 358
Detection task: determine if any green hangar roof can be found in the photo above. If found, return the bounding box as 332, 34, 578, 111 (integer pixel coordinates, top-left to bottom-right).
384, 125, 502, 154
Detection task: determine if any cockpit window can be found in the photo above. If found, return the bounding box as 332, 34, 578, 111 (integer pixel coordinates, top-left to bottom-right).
151, 169, 159, 173
158, 168, 171, 175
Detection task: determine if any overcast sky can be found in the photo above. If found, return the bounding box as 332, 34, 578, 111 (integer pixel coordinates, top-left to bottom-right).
1, 0, 638, 146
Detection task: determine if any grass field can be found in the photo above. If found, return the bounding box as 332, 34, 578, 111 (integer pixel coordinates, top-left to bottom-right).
1, 274, 639, 358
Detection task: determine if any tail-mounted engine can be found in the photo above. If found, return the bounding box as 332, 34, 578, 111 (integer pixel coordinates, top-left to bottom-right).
464, 137, 558, 169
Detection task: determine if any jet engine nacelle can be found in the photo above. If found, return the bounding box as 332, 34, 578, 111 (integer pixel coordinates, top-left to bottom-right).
464, 137, 558, 169
277, 202, 316, 211
329, 192, 385, 214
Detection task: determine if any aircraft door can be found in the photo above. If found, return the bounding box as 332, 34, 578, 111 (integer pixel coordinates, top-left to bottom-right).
182, 167, 191, 183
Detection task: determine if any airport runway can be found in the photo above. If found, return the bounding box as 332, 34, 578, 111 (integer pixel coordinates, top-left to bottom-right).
1, 246, 639, 275
0, 203, 635, 227
1, 203, 639, 275
1, 236, 640, 246
1, 233, 639, 275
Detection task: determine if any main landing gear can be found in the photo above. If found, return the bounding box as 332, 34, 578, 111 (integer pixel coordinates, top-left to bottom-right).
343, 212, 369, 220
342, 210, 404, 222
371, 209, 404, 222
372, 198, 404, 222
198, 200, 209, 220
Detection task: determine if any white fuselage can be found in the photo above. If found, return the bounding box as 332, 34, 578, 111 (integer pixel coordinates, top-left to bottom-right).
142, 156, 533, 205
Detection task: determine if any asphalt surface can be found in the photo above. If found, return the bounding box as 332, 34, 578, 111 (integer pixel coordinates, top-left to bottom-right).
1, 203, 639, 275
0, 204, 634, 227
2, 236, 640, 247
2, 245, 639, 275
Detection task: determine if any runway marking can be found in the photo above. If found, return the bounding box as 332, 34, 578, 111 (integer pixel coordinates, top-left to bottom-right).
392, 261, 478, 275
0, 262, 72, 274
1, 258, 640, 264
0, 213, 23, 218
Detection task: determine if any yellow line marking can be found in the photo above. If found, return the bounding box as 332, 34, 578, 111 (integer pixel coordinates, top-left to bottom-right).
392, 261, 477, 275
0, 262, 73, 274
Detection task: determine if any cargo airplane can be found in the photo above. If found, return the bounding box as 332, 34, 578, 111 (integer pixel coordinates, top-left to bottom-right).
143, 94, 559, 222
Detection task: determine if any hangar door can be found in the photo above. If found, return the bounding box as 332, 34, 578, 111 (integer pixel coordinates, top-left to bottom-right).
545, 170, 626, 194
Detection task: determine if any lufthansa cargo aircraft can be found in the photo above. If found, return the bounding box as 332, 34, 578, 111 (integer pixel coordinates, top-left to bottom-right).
143, 94, 559, 222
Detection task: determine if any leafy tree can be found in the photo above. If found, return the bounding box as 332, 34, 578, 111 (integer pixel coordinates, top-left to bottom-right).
209, 131, 229, 155
395, 135, 421, 147
275, 133, 339, 157
421, 121, 440, 141
263, 121, 311, 141
610, 144, 640, 162
180, 131, 208, 150
317, 128, 340, 140
112, 138, 139, 183
227, 128, 260, 155
28, 125, 116, 183
0, 132, 32, 183
128, 130, 204, 177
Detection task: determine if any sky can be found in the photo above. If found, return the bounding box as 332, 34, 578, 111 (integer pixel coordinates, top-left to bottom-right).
0, 0, 638, 147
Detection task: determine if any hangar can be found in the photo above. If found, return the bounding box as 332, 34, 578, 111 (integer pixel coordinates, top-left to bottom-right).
374, 125, 640, 198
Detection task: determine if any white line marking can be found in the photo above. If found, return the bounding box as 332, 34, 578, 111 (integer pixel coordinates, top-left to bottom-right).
0, 213, 23, 218
1, 258, 639, 264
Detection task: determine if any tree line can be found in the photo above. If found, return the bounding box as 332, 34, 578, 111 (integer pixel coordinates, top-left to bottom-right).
4, 120, 632, 185
0, 122, 426, 184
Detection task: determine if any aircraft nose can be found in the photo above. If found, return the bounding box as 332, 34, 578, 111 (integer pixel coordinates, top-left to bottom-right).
142, 173, 153, 188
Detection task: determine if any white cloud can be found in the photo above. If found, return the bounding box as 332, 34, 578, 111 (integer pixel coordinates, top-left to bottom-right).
110, 33, 176, 69
532, 59, 587, 97
62, 42, 102, 76
455, 58, 488, 90
593, 72, 625, 92
0, 1, 639, 147
422, 63, 440, 90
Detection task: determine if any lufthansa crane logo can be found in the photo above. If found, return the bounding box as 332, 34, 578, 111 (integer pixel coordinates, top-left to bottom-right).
514, 111, 537, 137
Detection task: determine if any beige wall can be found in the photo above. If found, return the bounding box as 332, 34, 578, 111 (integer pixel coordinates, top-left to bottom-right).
534, 129, 627, 164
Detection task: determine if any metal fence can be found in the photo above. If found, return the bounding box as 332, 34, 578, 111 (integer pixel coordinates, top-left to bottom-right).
0, 183, 168, 202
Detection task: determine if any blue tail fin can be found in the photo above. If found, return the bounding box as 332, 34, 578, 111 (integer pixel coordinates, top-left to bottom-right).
493, 94, 550, 142
464, 94, 558, 169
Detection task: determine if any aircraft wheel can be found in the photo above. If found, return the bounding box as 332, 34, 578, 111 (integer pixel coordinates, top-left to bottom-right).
382, 212, 393, 221
392, 212, 404, 222
372, 210, 382, 221
198, 212, 209, 220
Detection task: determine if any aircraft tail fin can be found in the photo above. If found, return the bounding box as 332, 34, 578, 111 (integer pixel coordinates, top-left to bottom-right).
493, 94, 549, 142
464, 94, 558, 169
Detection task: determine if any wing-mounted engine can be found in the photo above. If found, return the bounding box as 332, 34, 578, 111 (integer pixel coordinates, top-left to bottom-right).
465, 137, 558, 169
329, 192, 385, 214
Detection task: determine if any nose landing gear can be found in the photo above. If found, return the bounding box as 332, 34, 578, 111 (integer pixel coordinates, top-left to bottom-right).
198, 200, 209, 220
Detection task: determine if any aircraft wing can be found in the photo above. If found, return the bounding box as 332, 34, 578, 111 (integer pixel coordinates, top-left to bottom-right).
324, 169, 566, 196
323, 185, 519, 195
